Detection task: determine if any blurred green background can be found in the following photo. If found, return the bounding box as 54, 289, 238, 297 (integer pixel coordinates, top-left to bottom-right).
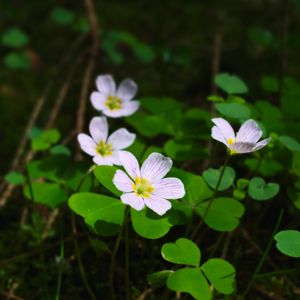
1, 0, 300, 173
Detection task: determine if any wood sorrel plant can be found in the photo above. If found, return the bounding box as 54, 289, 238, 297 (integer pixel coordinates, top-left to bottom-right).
19, 73, 300, 300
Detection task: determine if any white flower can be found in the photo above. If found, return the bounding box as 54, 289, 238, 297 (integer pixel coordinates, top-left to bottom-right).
211, 118, 271, 154
113, 152, 185, 216
77, 117, 136, 165
90, 74, 140, 118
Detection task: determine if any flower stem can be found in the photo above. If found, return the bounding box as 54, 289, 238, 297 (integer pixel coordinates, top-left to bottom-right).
190, 154, 230, 240
55, 214, 64, 300
109, 206, 130, 300
71, 168, 98, 300
125, 207, 130, 300
242, 209, 284, 297
71, 214, 98, 300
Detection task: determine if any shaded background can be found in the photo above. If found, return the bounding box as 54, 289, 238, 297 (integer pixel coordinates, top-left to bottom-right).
1, 0, 300, 173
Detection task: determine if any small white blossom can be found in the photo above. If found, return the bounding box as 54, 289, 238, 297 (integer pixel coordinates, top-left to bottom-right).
78, 117, 136, 165
113, 152, 185, 216
211, 118, 271, 154
90, 74, 140, 118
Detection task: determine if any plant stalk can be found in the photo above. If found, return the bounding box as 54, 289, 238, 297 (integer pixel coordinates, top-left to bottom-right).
190, 154, 230, 240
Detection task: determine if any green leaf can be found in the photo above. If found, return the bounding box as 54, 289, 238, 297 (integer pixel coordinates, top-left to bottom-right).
244, 158, 283, 177
261, 75, 279, 92
26, 155, 88, 189
31, 139, 50, 151
203, 167, 236, 191
171, 201, 193, 225
140, 97, 183, 114
50, 145, 71, 156
73, 16, 90, 33
69, 193, 125, 236
196, 197, 245, 231
215, 73, 248, 94
42, 129, 61, 143
201, 258, 236, 294
133, 43, 155, 63
31, 129, 61, 151
292, 152, 300, 176
2, 28, 29, 48
280, 78, 300, 118
233, 189, 246, 201
237, 178, 249, 190
248, 27, 273, 46
5, 171, 25, 185
125, 112, 162, 137
248, 177, 280, 201
255, 101, 282, 123
168, 168, 213, 206
51, 7, 75, 25
93, 165, 121, 196
147, 270, 173, 287
164, 138, 207, 161
184, 108, 211, 124
161, 238, 200, 267
4, 51, 30, 70
90, 239, 110, 254
279, 135, 300, 152
215, 103, 251, 120
274, 230, 300, 258
126, 139, 146, 160
167, 268, 212, 300
28, 127, 42, 139
131, 208, 179, 239
207, 95, 224, 103
24, 182, 67, 208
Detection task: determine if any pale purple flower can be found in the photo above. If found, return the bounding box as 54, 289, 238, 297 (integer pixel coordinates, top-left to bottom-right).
90, 74, 140, 118
211, 118, 271, 154
113, 152, 185, 216
77, 117, 136, 165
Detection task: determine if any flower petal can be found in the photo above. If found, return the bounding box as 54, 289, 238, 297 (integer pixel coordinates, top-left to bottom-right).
102, 101, 140, 118
254, 137, 271, 151
108, 128, 136, 150
113, 170, 134, 193
212, 126, 228, 146
211, 118, 235, 145
153, 178, 185, 199
230, 142, 256, 154
144, 195, 172, 216
77, 133, 96, 156
141, 153, 173, 182
120, 100, 140, 116
93, 155, 115, 166
121, 193, 145, 211
90, 92, 107, 111
119, 151, 140, 179
236, 119, 263, 143
116, 79, 138, 101
96, 74, 116, 95
101, 109, 124, 118
89, 117, 108, 143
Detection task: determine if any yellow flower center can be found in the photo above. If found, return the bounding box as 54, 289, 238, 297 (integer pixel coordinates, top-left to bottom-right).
228, 138, 234, 145
133, 177, 154, 198
227, 138, 237, 155
96, 141, 113, 157
105, 95, 122, 110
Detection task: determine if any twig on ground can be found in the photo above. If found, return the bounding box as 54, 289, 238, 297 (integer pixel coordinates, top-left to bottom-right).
75, 0, 100, 160
0, 289, 24, 300
253, 283, 285, 300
